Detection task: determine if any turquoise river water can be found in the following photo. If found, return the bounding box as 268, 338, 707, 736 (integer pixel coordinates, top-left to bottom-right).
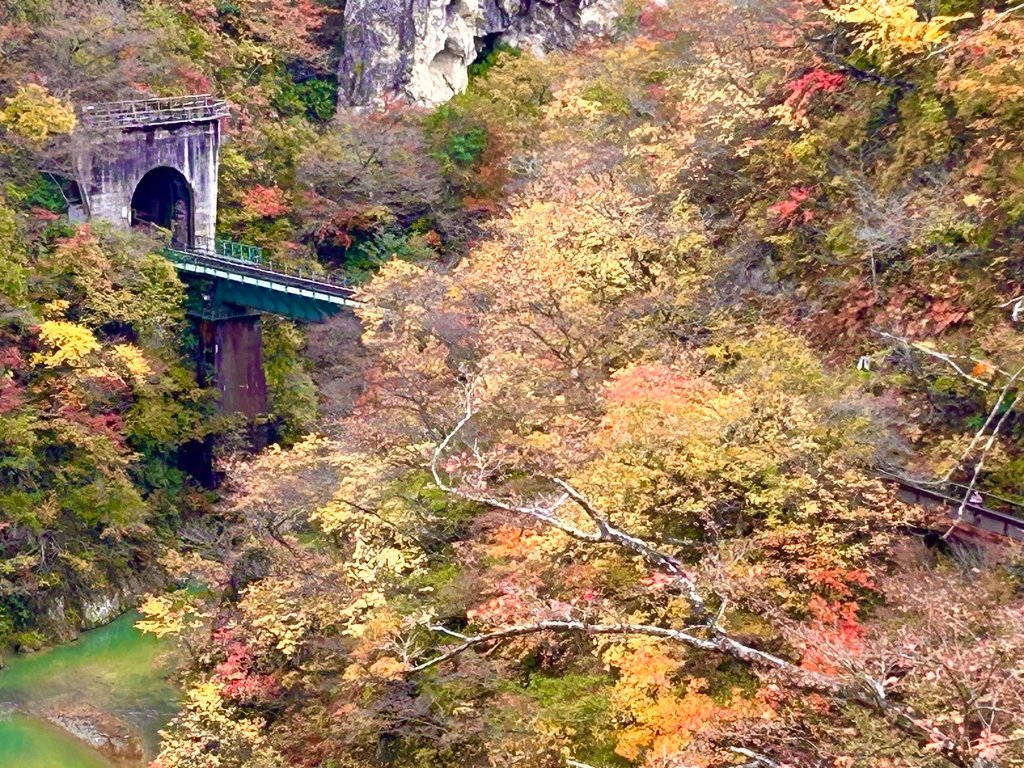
0, 611, 179, 766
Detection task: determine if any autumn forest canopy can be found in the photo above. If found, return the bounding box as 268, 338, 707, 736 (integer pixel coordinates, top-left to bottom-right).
3, 0, 1024, 766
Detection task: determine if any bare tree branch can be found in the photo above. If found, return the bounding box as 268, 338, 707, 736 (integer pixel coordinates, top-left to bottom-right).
419, 387, 994, 768
941, 364, 1024, 484
430, 382, 710, 618
411, 617, 983, 767
728, 746, 782, 768
876, 330, 1003, 386
876, 332, 1024, 540
943, 386, 1024, 540
927, 1, 1024, 58
410, 620, 720, 673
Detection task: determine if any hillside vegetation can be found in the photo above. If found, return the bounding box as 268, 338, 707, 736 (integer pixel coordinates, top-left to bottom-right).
0, 0, 341, 644
4, 0, 1024, 767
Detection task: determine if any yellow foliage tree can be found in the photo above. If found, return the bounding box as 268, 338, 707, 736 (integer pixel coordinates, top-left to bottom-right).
31, 321, 101, 368
824, 0, 970, 63
601, 638, 764, 762
154, 682, 285, 768
109, 343, 153, 385
135, 594, 205, 639
0, 84, 77, 145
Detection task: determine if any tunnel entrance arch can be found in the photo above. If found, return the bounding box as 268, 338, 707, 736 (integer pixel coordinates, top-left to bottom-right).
131, 166, 194, 248
72, 95, 225, 245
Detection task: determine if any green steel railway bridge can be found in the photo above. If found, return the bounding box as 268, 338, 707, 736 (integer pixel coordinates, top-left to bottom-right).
165, 236, 358, 323
70, 95, 357, 419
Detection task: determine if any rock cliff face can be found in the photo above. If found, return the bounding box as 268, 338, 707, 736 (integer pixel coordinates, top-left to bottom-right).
337, 0, 622, 109
38, 570, 164, 644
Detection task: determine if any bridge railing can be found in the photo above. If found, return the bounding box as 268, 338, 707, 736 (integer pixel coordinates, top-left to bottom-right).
81, 95, 230, 130
194, 235, 264, 265
165, 238, 354, 294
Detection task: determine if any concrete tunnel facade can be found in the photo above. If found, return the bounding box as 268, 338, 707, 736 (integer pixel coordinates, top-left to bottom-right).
72, 119, 221, 246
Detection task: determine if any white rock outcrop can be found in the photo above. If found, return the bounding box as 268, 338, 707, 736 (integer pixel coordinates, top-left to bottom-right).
337, 0, 623, 109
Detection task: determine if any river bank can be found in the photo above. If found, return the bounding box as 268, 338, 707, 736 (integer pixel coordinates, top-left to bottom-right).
0, 610, 180, 766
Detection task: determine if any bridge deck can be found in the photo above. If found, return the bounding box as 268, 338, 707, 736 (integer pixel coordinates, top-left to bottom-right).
164, 244, 359, 321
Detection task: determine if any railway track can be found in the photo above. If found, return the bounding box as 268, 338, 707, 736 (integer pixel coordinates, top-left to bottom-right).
886, 473, 1024, 543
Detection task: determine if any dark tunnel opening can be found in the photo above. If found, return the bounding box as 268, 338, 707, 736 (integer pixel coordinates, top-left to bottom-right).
131, 166, 193, 248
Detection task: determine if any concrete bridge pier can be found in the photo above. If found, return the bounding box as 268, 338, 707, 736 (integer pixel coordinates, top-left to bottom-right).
177, 313, 269, 488
197, 314, 269, 423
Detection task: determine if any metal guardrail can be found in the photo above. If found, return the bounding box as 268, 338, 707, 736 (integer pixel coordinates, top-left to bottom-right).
81, 95, 229, 130
194, 235, 264, 265
164, 241, 355, 299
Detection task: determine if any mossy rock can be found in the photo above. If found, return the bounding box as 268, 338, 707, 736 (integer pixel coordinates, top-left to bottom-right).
13, 631, 45, 653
